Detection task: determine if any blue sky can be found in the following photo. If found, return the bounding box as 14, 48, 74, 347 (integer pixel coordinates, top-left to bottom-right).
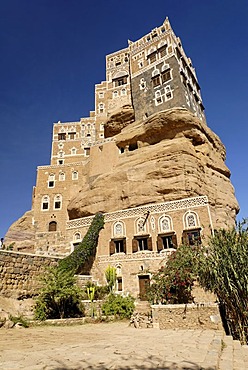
1, 0, 247, 237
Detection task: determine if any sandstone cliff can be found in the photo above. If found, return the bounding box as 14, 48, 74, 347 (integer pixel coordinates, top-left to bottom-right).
68, 108, 239, 228
4, 210, 35, 252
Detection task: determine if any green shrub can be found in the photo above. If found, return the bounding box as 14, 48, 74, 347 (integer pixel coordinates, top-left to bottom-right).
9, 315, 29, 328
34, 267, 83, 320
101, 294, 135, 319
82, 282, 108, 301
147, 245, 199, 304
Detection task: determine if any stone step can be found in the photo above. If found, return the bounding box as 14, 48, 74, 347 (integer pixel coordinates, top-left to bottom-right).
218, 334, 248, 370
201, 332, 223, 370
134, 301, 152, 315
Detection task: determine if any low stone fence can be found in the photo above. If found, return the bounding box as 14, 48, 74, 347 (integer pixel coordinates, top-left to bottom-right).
0, 250, 59, 298
152, 303, 223, 330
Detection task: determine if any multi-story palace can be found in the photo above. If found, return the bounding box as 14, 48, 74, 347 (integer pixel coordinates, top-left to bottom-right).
29, 18, 218, 297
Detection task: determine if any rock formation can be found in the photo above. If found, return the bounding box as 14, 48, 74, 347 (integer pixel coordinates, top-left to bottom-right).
67, 108, 239, 229
5, 108, 239, 250
4, 210, 35, 252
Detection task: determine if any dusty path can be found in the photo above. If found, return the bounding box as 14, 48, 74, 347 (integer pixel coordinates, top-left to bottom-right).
0, 321, 222, 369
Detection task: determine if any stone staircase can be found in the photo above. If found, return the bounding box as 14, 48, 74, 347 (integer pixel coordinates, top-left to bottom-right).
218, 334, 248, 370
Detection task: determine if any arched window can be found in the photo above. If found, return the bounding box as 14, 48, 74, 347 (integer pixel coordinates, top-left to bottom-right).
74, 232, 81, 241
59, 172, 65, 181
113, 221, 125, 237
113, 90, 118, 98
48, 174, 55, 188
184, 211, 199, 229
159, 216, 173, 233
71, 148, 77, 155
49, 221, 57, 232
121, 88, 127, 96
72, 171, 78, 180
41, 195, 49, 210
155, 90, 163, 105
165, 85, 172, 100
54, 194, 62, 210
136, 217, 147, 234
98, 103, 105, 114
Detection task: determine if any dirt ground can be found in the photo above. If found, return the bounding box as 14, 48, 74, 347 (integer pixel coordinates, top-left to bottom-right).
0, 321, 221, 370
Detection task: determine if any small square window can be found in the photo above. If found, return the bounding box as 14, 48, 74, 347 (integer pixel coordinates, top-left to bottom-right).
48, 181, 54, 188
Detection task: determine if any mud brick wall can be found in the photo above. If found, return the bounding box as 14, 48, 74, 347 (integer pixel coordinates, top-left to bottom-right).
152, 303, 223, 330
0, 250, 59, 298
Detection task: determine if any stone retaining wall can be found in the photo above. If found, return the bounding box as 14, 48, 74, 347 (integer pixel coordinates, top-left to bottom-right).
0, 250, 59, 298
152, 303, 223, 330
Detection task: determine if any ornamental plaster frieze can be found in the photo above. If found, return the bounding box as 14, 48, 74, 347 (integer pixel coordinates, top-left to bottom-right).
129, 32, 171, 55
97, 251, 166, 263
66, 196, 208, 230
38, 161, 85, 170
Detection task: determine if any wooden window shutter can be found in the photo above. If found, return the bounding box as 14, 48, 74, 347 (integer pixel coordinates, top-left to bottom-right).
132, 239, 138, 253
157, 236, 163, 252
147, 237, 153, 251
181, 232, 189, 246
172, 234, 178, 248
109, 240, 115, 255
123, 238, 126, 254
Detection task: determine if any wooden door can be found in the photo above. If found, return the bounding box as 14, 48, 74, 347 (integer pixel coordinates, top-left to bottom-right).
138, 275, 150, 301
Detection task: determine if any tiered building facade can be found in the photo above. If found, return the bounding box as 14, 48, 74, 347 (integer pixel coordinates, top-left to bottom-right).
31, 18, 211, 298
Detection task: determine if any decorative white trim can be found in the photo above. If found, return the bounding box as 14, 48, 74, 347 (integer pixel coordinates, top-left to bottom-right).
67, 196, 209, 230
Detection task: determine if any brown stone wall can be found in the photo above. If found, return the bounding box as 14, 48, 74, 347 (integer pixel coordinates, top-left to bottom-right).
0, 250, 59, 298
152, 303, 223, 330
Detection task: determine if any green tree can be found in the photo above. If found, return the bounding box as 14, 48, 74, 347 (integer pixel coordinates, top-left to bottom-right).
34, 267, 83, 320
198, 221, 248, 344
147, 245, 198, 304
105, 265, 117, 293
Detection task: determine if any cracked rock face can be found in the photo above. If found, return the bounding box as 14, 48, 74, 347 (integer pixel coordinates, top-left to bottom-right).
68, 108, 239, 228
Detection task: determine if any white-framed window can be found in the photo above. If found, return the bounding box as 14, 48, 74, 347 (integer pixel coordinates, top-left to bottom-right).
139, 78, 146, 90
113, 221, 125, 237
59, 172, 65, 181
71, 147, 77, 155
58, 151, 64, 158
41, 195, 49, 211
48, 174, 55, 188
54, 194, 62, 210
57, 159, 64, 165
113, 90, 118, 98
136, 217, 147, 234
98, 92, 104, 99
159, 215, 173, 233
165, 85, 173, 100
155, 90, 163, 105
121, 88, 127, 96
72, 171, 78, 180
100, 123, 104, 131
98, 103, 105, 114
184, 211, 199, 229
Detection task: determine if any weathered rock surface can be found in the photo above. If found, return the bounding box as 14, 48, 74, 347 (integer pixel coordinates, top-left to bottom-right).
68, 108, 239, 228
4, 210, 35, 252
104, 104, 135, 137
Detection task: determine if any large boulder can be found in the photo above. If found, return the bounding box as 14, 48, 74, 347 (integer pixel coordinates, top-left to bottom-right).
4, 210, 36, 253
68, 108, 239, 229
